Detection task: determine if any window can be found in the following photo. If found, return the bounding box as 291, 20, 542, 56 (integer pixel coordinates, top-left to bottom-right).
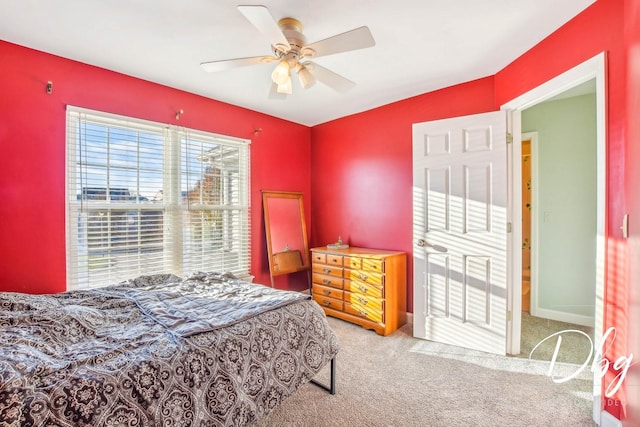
66, 107, 250, 290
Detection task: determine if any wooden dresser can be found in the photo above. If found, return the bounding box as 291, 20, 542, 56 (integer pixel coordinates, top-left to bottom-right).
310, 246, 407, 336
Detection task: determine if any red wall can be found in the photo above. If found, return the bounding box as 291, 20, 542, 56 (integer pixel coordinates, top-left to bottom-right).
0, 40, 311, 294
623, 0, 640, 424
310, 77, 496, 309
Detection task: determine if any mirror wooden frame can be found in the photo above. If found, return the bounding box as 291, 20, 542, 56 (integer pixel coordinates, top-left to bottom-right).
262, 190, 311, 289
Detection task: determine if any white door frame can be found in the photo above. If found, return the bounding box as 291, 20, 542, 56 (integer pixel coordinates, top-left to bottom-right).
501, 52, 607, 424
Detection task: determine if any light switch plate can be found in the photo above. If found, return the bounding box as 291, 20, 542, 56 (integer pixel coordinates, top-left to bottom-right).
621, 214, 629, 238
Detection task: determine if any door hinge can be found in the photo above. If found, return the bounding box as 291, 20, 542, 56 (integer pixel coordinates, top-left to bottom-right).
507, 222, 512, 233
506, 132, 513, 144
507, 310, 512, 321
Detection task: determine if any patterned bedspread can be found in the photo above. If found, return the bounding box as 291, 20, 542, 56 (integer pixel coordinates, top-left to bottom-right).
0, 272, 340, 426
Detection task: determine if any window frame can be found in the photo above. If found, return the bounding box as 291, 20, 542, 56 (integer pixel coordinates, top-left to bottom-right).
65, 106, 251, 290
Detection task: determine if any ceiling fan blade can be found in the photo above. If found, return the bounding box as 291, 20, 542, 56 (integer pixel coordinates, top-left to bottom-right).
304, 62, 356, 93
200, 55, 275, 73
302, 26, 375, 59
237, 5, 290, 52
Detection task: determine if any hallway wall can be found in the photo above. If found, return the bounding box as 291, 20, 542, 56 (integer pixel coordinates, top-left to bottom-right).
522, 93, 597, 323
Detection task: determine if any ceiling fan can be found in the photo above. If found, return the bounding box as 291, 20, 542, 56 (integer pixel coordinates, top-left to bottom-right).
200, 5, 375, 96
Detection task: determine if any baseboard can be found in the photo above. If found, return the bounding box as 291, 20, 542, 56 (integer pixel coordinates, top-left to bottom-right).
406, 312, 413, 327
531, 306, 594, 327
599, 410, 622, 427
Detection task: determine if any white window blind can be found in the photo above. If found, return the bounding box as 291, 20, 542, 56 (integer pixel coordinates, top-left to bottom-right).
66, 107, 250, 290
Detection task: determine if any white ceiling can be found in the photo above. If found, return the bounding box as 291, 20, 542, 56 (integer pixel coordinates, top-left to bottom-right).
1, 0, 595, 126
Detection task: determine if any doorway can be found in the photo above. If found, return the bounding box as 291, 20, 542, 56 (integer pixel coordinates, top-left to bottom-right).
518, 86, 598, 361
521, 82, 597, 329
503, 52, 606, 423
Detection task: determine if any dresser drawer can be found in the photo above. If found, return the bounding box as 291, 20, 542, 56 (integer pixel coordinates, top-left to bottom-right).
326, 254, 343, 266
345, 279, 384, 299
345, 292, 383, 312
362, 258, 384, 273
312, 252, 327, 264
313, 294, 344, 311
345, 302, 383, 323
313, 283, 344, 300
345, 256, 361, 269
312, 273, 343, 289
312, 263, 343, 277
346, 269, 384, 287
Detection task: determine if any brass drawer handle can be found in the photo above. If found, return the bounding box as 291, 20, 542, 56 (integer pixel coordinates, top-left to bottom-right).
323, 267, 331, 274
322, 278, 331, 285
323, 289, 331, 296
358, 273, 368, 281
322, 300, 331, 307
358, 285, 368, 293
357, 297, 368, 305
357, 308, 367, 316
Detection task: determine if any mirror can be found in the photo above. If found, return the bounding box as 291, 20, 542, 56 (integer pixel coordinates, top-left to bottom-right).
262, 190, 310, 289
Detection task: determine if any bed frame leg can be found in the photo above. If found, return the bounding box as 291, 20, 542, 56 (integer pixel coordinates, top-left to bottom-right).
310, 357, 336, 395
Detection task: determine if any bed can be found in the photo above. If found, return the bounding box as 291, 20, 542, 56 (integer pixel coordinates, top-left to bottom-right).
0, 272, 339, 426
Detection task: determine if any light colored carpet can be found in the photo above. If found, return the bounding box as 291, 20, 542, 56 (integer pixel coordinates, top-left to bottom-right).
518, 312, 595, 365
256, 316, 596, 427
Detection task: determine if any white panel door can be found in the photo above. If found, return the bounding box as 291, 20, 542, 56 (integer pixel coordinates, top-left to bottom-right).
412, 111, 508, 355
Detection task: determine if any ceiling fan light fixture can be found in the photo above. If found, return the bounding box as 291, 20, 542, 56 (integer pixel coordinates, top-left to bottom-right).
271, 59, 290, 85
203, 6, 376, 96
297, 64, 316, 89
276, 77, 293, 94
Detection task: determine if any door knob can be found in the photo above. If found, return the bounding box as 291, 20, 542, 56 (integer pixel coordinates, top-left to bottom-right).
417, 239, 448, 253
